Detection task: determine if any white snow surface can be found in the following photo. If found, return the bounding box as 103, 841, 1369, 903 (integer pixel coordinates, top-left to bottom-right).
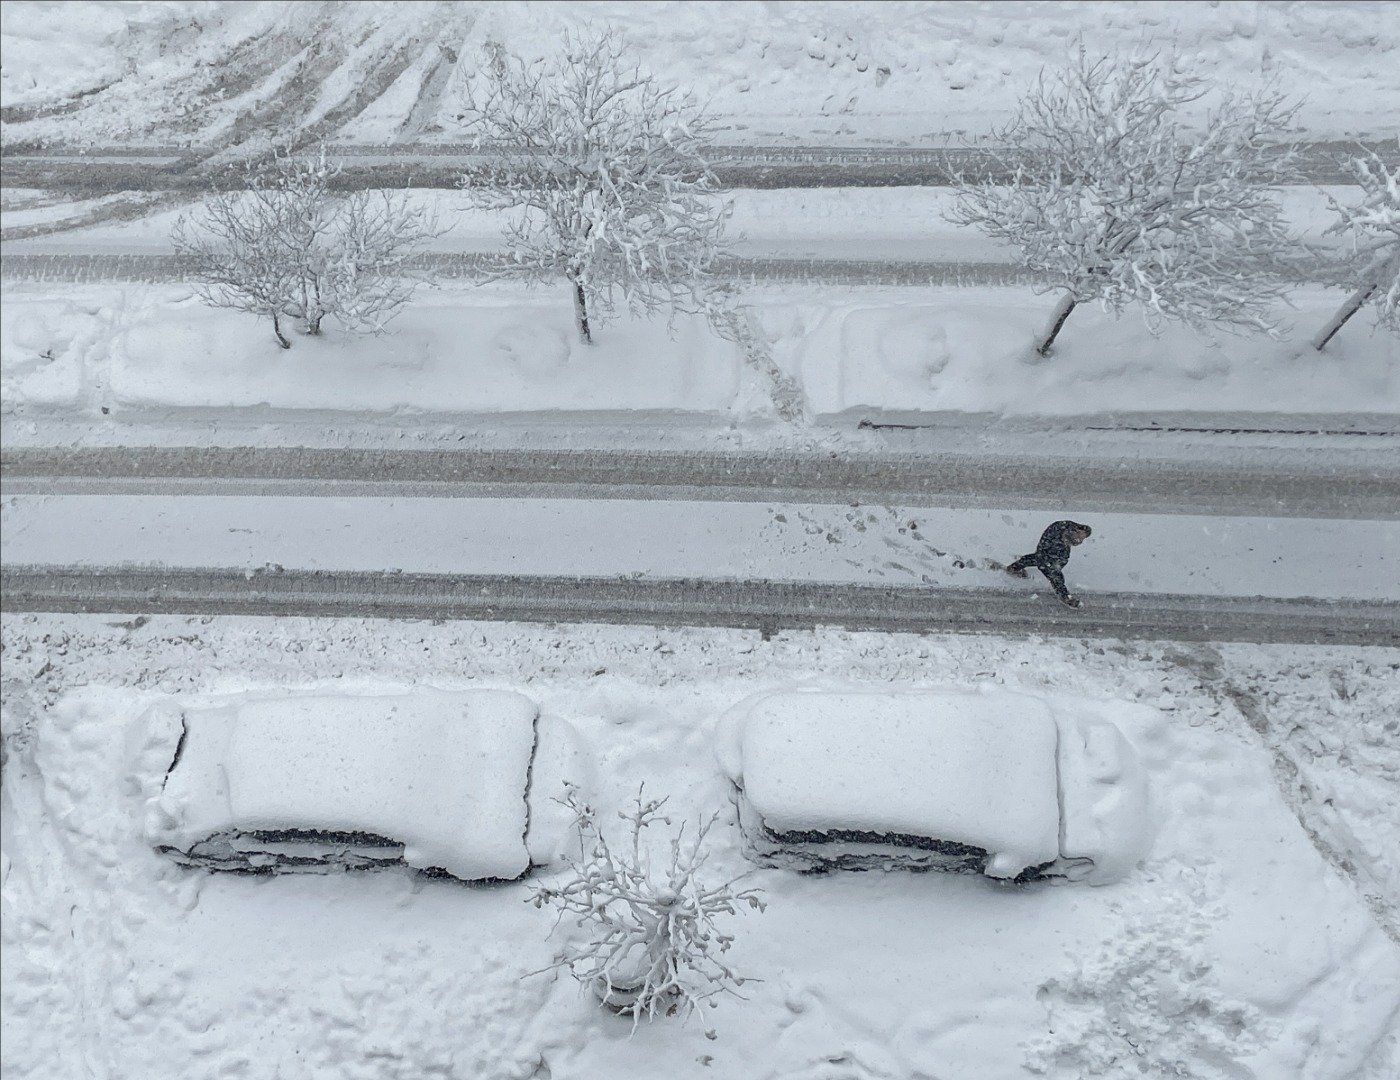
3, 281, 1395, 423
2, 188, 1392, 423
149, 688, 539, 880
3, 614, 1398, 1079
719, 687, 1065, 878
3, 3, 1400, 1076
5, 494, 1395, 602
2, 1, 1397, 142
1054, 704, 1154, 887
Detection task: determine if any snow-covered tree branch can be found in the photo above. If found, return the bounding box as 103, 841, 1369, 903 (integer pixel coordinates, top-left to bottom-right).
949, 50, 1301, 357
455, 31, 732, 344
529, 786, 765, 1039
173, 148, 439, 349
1313, 149, 1400, 350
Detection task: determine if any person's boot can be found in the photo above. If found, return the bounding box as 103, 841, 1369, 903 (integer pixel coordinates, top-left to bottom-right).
1059, 593, 1083, 609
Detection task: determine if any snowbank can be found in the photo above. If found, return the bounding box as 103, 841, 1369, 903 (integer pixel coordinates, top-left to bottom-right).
0, 1, 221, 110
0, 185, 1350, 258
0, 295, 94, 407
147, 688, 540, 880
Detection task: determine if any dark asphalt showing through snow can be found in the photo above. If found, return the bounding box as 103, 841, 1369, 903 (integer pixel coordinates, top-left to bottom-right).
2, 141, 1391, 190
3, 566, 1395, 646
0, 252, 1032, 287
4, 445, 1398, 642
6, 445, 1400, 518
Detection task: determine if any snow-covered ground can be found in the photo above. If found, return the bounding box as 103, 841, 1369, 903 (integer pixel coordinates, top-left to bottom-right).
3, 282, 1395, 424
3, 1, 1397, 144
3, 183, 1392, 428
4, 493, 1397, 602
3, 613, 1397, 1079
3, 4, 1398, 1078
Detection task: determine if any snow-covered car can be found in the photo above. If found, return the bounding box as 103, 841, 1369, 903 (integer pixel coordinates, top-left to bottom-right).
715, 687, 1151, 885
144, 689, 590, 882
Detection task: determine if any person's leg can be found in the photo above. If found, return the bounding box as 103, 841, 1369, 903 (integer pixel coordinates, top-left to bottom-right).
1037, 562, 1081, 608
1006, 554, 1035, 577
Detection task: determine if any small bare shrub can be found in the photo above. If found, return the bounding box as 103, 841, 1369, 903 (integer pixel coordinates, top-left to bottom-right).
529, 785, 765, 1039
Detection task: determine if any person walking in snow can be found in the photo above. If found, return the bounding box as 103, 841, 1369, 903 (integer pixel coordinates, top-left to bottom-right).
1006, 520, 1093, 608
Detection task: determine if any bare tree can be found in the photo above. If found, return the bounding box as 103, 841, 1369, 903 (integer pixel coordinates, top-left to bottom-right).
173, 149, 438, 349
950, 50, 1300, 357
1313, 150, 1400, 350
530, 786, 765, 1039
456, 31, 731, 344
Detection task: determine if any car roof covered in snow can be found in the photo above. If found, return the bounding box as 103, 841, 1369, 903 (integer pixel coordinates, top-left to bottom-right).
152, 689, 539, 881
717, 687, 1063, 878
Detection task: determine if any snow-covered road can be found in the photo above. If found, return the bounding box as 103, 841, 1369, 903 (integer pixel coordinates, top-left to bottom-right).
1, 141, 1387, 192
6, 444, 1397, 517
5, 566, 1395, 645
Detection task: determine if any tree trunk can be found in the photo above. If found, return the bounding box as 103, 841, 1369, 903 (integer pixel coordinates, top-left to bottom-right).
271, 311, 291, 350
1034, 293, 1078, 357
1313, 282, 1377, 351
570, 274, 592, 345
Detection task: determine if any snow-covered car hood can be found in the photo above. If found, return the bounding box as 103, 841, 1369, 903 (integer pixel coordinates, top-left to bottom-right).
717, 685, 1153, 884
717, 686, 1065, 880
145, 689, 549, 881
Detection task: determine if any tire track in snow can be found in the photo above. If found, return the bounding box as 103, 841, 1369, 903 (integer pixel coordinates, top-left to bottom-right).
1170, 644, 1400, 947
0, 250, 1032, 286
4, 566, 1397, 646
0, 9, 449, 241
3, 140, 1390, 190
6, 445, 1397, 518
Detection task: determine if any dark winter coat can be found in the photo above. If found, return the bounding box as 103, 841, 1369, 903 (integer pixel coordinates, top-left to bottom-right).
1033, 520, 1093, 568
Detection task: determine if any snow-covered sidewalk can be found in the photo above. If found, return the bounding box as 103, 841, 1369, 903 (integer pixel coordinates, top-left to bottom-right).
4, 494, 1395, 602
